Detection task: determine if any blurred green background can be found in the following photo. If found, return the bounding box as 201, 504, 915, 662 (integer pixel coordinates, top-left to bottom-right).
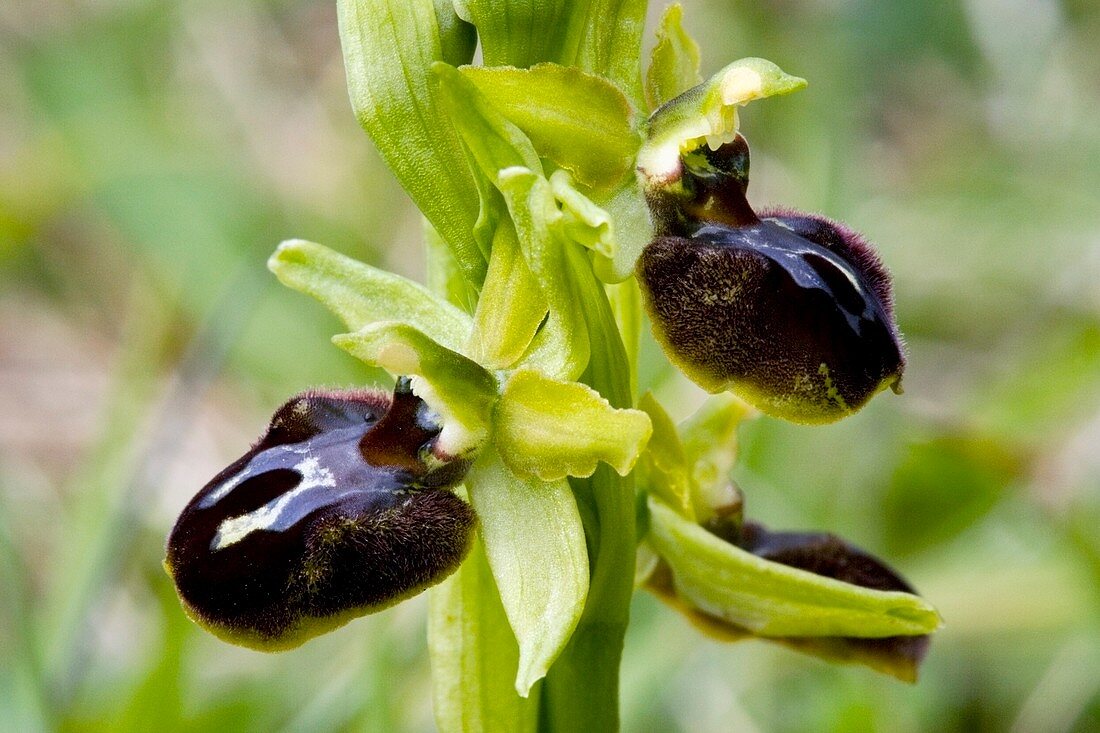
3, 0, 1099, 731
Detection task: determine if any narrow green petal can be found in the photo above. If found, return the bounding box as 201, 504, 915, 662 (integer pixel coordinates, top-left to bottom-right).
638, 57, 807, 182
333, 322, 496, 459
269, 239, 471, 353
337, 0, 485, 283
469, 220, 548, 369
432, 62, 542, 175
549, 170, 652, 284
647, 499, 942, 638
466, 451, 589, 695
645, 3, 702, 110
497, 168, 590, 380
428, 531, 540, 732
434, 61, 590, 378
495, 369, 651, 481
461, 64, 641, 190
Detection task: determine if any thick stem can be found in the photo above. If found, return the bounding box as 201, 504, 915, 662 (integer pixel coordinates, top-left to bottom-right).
540, 244, 635, 732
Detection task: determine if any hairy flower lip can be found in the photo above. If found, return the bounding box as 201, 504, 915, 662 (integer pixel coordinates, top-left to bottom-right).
164, 380, 476, 650
637, 132, 905, 423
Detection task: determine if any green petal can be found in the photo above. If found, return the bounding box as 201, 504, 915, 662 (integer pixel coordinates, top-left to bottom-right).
269, 239, 472, 353
647, 499, 942, 638
333, 322, 496, 459
461, 64, 641, 190
645, 3, 702, 111
428, 531, 540, 732
469, 219, 548, 370
337, 0, 485, 284
466, 450, 589, 695
494, 369, 652, 482
638, 57, 807, 182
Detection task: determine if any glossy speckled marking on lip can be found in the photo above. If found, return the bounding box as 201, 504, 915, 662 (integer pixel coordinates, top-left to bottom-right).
164, 379, 476, 650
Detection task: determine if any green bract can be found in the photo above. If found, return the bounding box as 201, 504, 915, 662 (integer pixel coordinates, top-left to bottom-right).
165, 3, 942, 731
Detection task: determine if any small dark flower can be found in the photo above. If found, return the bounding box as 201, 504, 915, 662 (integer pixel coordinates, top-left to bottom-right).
165, 379, 475, 650
637, 135, 904, 423
649, 501, 932, 681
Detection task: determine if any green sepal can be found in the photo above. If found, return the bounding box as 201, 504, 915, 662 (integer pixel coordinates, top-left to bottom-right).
269, 239, 472, 354
636, 393, 694, 519
333, 323, 496, 459
468, 220, 548, 369
646, 499, 942, 638
453, 0, 571, 68
433, 62, 542, 175
679, 394, 754, 521
428, 529, 540, 732
590, 179, 654, 283
559, 0, 647, 108
424, 220, 478, 313
494, 369, 652, 482
645, 3, 702, 110
498, 167, 590, 379
466, 449, 589, 695
638, 57, 807, 182
646, 560, 932, 683
337, 0, 485, 284
433, 0, 476, 66
461, 64, 641, 190
433, 63, 592, 379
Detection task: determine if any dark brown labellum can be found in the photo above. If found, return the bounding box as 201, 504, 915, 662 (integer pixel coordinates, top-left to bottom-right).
637, 136, 904, 423
164, 379, 475, 650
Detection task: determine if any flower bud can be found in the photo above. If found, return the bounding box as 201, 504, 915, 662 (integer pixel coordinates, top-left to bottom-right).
637, 136, 904, 423
165, 379, 475, 650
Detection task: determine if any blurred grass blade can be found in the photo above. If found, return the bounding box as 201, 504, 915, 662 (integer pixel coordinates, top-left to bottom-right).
645, 3, 702, 110
466, 450, 589, 695
270, 239, 472, 353
429, 532, 539, 732
647, 499, 941, 638
333, 322, 497, 458
461, 64, 641, 190
338, 0, 486, 284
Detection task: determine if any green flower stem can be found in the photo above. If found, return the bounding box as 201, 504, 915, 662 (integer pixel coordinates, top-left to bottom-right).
541, 243, 635, 732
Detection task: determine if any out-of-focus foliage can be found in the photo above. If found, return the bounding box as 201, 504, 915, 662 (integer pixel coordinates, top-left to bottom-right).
1, 0, 1098, 731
